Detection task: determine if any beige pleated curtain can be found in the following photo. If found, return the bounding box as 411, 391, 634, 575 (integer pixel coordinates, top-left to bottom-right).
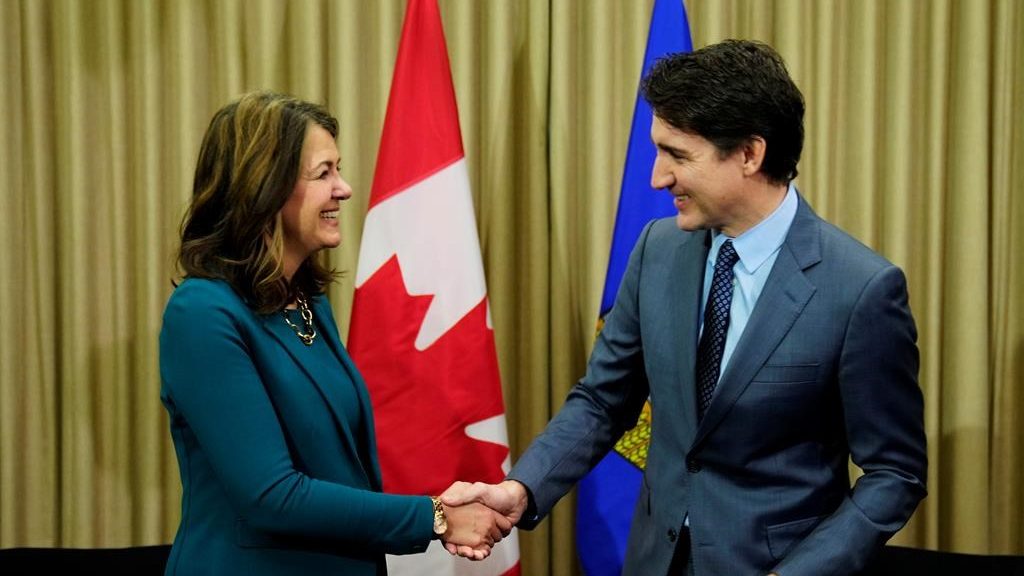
1, 0, 1021, 574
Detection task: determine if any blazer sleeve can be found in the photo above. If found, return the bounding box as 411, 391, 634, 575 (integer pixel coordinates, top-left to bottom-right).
773, 265, 928, 575
160, 282, 434, 554
508, 221, 654, 528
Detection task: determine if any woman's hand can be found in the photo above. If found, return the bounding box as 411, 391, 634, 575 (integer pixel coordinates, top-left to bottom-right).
441, 501, 513, 560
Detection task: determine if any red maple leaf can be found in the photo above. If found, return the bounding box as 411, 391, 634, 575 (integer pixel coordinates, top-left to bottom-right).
348, 255, 509, 495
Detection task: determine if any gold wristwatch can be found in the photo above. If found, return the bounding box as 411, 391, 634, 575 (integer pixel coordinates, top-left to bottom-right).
430, 497, 448, 537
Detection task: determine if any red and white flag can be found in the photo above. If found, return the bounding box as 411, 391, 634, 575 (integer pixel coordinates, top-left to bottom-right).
347, 1, 519, 574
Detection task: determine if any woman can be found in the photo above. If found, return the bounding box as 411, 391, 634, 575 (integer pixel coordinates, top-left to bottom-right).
160, 92, 509, 575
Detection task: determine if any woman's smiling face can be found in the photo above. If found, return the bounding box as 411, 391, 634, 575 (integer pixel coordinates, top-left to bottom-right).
280, 123, 352, 274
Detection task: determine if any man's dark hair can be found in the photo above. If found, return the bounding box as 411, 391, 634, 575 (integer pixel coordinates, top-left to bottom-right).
641, 39, 805, 184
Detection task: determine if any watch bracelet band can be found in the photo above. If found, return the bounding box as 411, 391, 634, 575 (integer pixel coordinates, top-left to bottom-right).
430, 496, 447, 538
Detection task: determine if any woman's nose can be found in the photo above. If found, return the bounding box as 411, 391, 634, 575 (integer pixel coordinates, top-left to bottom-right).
334, 176, 353, 200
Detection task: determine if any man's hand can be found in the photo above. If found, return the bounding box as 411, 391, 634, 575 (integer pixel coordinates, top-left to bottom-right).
440, 501, 512, 560
440, 480, 528, 558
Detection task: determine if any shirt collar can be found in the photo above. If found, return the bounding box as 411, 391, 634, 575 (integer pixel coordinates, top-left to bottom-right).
710, 184, 798, 274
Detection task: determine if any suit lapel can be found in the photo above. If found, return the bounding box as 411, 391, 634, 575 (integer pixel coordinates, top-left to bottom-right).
312, 296, 384, 491
667, 230, 711, 431
693, 198, 822, 447
261, 298, 380, 490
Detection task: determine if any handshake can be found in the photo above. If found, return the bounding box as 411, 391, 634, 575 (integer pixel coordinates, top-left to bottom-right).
434, 479, 528, 561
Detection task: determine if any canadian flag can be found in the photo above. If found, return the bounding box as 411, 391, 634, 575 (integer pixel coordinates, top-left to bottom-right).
347, 1, 520, 575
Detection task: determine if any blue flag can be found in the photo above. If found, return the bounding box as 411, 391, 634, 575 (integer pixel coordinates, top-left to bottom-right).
576, 1, 692, 574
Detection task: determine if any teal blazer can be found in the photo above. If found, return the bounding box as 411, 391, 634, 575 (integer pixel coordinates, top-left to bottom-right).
160, 278, 433, 576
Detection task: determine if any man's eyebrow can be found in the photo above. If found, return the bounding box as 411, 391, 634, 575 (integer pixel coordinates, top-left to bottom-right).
656, 143, 689, 157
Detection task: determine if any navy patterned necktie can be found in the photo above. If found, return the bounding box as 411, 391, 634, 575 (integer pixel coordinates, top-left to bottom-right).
696, 240, 740, 421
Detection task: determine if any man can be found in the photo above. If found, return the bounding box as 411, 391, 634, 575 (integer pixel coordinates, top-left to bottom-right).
445, 40, 927, 575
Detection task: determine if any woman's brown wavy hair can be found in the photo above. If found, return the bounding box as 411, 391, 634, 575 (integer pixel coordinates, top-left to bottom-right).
176, 91, 340, 314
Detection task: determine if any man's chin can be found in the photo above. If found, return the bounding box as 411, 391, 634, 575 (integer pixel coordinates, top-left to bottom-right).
675, 213, 705, 231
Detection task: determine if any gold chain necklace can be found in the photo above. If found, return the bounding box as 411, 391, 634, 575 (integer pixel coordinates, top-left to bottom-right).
281, 292, 317, 346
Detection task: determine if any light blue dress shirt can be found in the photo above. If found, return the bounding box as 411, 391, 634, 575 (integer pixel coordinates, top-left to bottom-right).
699, 185, 799, 388
685, 185, 797, 530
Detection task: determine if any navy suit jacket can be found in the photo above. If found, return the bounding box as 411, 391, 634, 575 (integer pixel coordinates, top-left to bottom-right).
509, 196, 927, 575
160, 278, 433, 576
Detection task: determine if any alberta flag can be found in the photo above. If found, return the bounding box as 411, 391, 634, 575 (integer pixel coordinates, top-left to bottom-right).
347, 0, 519, 574
576, 1, 692, 574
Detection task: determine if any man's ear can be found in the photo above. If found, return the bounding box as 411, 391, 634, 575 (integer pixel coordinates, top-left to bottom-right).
740, 136, 767, 176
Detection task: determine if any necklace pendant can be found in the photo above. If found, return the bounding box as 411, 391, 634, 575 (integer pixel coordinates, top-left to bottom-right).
300, 333, 315, 346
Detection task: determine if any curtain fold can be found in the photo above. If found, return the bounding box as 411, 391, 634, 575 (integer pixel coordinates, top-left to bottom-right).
1, 0, 1021, 571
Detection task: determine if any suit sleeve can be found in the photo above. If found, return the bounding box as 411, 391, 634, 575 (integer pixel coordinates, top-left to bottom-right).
160, 283, 433, 554
508, 221, 654, 528
773, 265, 928, 575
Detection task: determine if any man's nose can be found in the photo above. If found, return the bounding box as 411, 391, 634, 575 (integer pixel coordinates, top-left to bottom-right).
650, 158, 674, 190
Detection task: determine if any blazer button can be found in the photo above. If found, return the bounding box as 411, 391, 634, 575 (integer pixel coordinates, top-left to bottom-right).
667, 528, 678, 542
687, 459, 702, 473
